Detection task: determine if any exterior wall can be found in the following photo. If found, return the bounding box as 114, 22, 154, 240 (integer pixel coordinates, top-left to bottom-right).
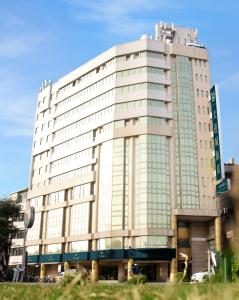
9, 189, 28, 266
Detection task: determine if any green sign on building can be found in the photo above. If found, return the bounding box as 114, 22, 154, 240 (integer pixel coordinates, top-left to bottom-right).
210, 85, 224, 181
216, 178, 229, 195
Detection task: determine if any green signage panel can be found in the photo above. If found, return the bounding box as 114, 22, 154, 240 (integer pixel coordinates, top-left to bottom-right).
210, 85, 223, 181
27, 255, 39, 263
216, 179, 229, 195
39, 254, 62, 263
30, 248, 176, 264
62, 252, 88, 262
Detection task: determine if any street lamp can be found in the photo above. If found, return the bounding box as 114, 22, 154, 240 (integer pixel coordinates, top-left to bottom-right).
20, 205, 35, 282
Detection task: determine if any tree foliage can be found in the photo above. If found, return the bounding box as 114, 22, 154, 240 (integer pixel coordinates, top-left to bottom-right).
0, 198, 21, 281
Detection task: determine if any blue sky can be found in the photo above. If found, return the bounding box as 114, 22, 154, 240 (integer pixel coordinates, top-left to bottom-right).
0, 0, 238, 196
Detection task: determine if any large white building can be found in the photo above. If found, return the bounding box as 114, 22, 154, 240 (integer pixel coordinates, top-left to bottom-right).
12, 22, 221, 281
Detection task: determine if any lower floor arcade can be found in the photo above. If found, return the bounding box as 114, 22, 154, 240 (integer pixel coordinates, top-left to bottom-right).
26, 248, 176, 282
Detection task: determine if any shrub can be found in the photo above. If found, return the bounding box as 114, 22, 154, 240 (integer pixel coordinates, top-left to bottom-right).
174, 272, 190, 283
232, 258, 239, 281
60, 272, 87, 287
208, 272, 223, 283
127, 274, 148, 285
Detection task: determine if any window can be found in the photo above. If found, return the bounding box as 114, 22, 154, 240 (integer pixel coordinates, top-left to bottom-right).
27, 245, 39, 255
196, 89, 199, 96
27, 212, 42, 240
70, 203, 89, 235
69, 241, 88, 252
45, 243, 61, 254
10, 247, 23, 256
48, 190, 65, 205
46, 208, 63, 238
73, 184, 91, 199
30, 196, 43, 207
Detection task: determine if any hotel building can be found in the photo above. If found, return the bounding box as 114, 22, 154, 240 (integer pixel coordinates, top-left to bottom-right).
18, 22, 221, 281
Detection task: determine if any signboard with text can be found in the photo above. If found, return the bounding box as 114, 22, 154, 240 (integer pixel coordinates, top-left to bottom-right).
210, 85, 224, 181
216, 178, 229, 195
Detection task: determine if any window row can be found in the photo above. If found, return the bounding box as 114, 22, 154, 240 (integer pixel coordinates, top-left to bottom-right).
200, 157, 214, 169
116, 50, 164, 62
54, 105, 114, 138
116, 82, 165, 94
116, 66, 164, 78
56, 97, 168, 128
51, 148, 92, 169
197, 105, 210, 115
196, 89, 209, 98
50, 165, 92, 184
57, 59, 116, 96
53, 131, 92, 153
57, 73, 115, 107
56, 88, 114, 112
195, 74, 208, 82
199, 139, 213, 150
198, 122, 211, 131
194, 59, 207, 68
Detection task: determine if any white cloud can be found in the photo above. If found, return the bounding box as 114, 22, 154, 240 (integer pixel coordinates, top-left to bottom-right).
0, 67, 35, 137
0, 34, 45, 58
64, 0, 177, 36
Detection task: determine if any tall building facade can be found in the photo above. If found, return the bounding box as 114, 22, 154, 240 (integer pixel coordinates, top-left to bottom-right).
24, 22, 220, 281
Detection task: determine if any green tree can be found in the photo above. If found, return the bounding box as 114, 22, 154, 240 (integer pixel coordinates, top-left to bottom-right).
0, 198, 21, 281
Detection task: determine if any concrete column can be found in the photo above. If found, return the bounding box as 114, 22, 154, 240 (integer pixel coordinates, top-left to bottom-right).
91, 260, 99, 282
40, 263, 46, 280
128, 138, 135, 248
118, 263, 126, 282
215, 217, 222, 252
64, 261, 70, 271
92, 145, 100, 251
170, 215, 177, 282
127, 258, 134, 280
170, 259, 177, 282
41, 211, 48, 241
64, 205, 70, 242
